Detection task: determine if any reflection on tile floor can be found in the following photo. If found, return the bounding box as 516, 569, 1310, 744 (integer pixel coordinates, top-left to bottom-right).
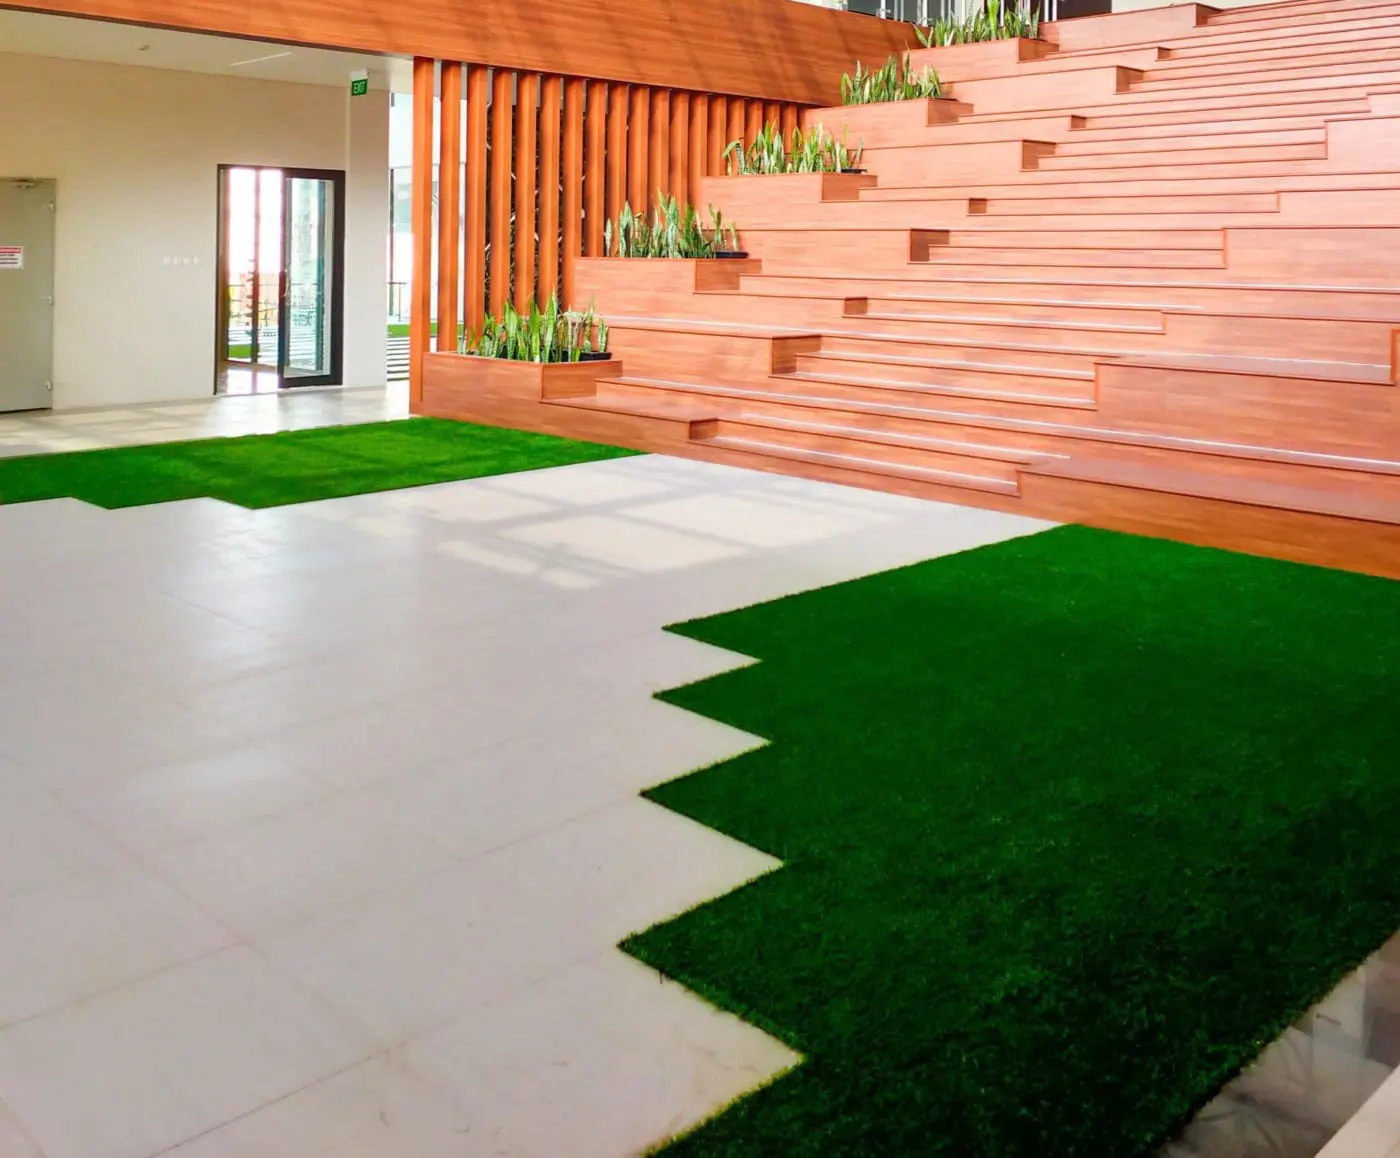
0, 383, 409, 457
1164, 935, 1400, 1158
0, 455, 1053, 1157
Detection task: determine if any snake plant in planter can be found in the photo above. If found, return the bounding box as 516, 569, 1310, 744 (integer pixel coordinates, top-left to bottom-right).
916, 0, 1041, 45
461, 296, 610, 363
724, 123, 865, 175
841, 54, 943, 105
602, 195, 746, 259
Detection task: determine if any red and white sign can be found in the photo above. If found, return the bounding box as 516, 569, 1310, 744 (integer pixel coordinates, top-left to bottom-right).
0, 246, 23, 270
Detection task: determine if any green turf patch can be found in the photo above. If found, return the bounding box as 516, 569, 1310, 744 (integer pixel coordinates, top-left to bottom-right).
0, 418, 637, 509
623, 525, 1400, 1156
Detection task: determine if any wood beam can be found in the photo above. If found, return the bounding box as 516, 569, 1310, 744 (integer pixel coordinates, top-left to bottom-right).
408, 57, 436, 404
538, 75, 563, 304
514, 72, 539, 311
436, 62, 463, 355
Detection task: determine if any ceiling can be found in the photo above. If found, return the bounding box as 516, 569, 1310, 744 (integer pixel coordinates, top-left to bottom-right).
0, 7, 414, 89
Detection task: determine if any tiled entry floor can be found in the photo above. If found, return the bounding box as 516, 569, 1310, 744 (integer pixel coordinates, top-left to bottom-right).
0, 384, 410, 458
0, 456, 1052, 1158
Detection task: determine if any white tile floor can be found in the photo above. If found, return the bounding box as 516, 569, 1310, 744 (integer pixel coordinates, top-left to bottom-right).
0, 448, 1054, 1158
0, 383, 409, 457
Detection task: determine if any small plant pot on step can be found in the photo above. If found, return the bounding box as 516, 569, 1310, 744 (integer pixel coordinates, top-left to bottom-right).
841, 168, 867, 175
579, 351, 614, 362
713, 250, 751, 260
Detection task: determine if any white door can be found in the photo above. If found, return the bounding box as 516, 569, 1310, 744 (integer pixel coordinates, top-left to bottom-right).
0, 178, 56, 413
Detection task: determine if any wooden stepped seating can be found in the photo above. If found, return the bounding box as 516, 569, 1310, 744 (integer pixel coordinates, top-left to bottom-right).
429, 0, 1400, 578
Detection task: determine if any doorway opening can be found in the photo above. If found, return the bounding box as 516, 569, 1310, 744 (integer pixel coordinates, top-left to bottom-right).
0, 177, 56, 414
215, 165, 346, 395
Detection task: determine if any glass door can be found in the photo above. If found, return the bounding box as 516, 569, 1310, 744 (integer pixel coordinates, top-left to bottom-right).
277, 169, 345, 388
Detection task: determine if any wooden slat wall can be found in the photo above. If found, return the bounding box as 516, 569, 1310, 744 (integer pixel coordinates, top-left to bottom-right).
408, 58, 803, 394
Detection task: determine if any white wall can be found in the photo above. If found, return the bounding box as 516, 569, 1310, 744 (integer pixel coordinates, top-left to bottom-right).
0, 52, 388, 409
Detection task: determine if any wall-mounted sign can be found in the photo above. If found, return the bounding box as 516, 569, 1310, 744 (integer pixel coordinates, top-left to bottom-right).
350, 70, 369, 97
0, 246, 22, 270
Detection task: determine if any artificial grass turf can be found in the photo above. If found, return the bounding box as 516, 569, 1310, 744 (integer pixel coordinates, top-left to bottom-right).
623, 525, 1400, 1157
0, 418, 637, 509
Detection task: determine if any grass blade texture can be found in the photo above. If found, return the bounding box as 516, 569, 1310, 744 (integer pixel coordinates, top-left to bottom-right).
624, 525, 1400, 1156
0, 418, 637, 509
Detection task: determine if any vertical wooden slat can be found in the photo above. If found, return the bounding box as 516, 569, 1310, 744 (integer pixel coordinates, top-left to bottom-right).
781, 103, 799, 142
649, 88, 670, 207
435, 62, 463, 355
464, 64, 489, 336
670, 92, 690, 209
728, 99, 746, 155
488, 67, 513, 319
689, 94, 708, 190
538, 75, 562, 304
514, 73, 539, 312
745, 100, 762, 147
605, 83, 627, 237
628, 85, 649, 212
408, 57, 435, 404
563, 77, 585, 302
764, 101, 781, 132
709, 96, 728, 175
585, 80, 607, 258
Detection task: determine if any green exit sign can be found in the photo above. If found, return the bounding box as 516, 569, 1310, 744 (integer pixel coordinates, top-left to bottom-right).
350, 72, 369, 96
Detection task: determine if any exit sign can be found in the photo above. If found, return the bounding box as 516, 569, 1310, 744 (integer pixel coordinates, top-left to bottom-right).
350, 71, 369, 96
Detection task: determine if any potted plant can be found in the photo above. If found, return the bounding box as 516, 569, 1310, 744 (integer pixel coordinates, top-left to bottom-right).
916, 0, 1040, 45
462, 295, 611, 363
840, 55, 942, 105
724, 123, 865, 177
708, 207, 747, 259
602, 195, 747, 261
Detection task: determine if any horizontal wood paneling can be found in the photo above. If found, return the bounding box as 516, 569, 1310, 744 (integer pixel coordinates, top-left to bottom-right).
7, 0, 912, 105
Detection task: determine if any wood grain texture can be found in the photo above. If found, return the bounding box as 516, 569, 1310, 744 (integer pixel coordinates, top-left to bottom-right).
671, 92, 691, 209
489, 68, 513, 319
709, 97, 729, 176
436, 62, 463, 353
629, 85, 651, 212
651, 88, 672, 205
584, 80, 607, 259
409, 57, 436, 401
746, 100, 763, 146
563, 77, 585, 302
538, 75, 563, 302
729, 99, 748, 155
606, 83, 627, 237
464, 64, 489, 335
514, 72, 539, 311
10, 0, 908, 105
690, 95, 709, 193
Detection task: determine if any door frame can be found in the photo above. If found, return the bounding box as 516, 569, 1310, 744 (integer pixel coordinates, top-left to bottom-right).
276, 167, 347, 389
214, 164, 347, 391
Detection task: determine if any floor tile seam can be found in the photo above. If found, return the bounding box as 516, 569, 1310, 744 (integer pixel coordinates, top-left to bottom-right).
139, 1048, 391, 1158
0, 940, 237, 1040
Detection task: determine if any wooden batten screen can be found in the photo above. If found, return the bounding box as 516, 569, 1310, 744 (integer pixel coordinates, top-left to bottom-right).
412, 58, 803, 361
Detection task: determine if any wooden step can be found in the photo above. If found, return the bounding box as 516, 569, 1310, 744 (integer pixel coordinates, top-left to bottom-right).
1025, 454, 1400, 528
1036, 142, 1328, 170
913, 245, 1225, 269
818, 331, 1105, 374
1052, 127, 1325, 156
1076, 98, 1370, 130
606, 374, 1400, 487
706, 415, 1027, 489
1152, 42, 1400, 82
1068, 115, 1342, 143
694, 433, 1022, 495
